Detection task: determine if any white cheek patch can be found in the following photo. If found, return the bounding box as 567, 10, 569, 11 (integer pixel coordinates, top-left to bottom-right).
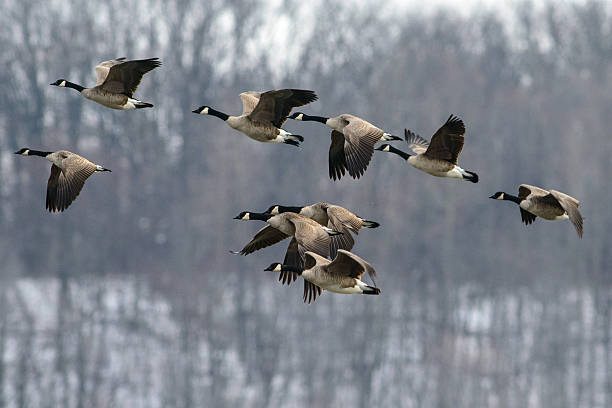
59, 80, 66, 87
271, 206, 279, 215
296, 113, 304, 120
241, 213, 250, 220
497, 194, 504, 200
383, 145, 390, 152
201, 107, 209, 114
273, 264, 282, 272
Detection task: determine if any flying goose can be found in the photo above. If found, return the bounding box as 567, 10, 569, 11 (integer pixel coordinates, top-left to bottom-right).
375, 115, 479, 183
193, 89, 318, 146
265, 249, 380, 304
15, 148, 111, 212
232, 211, 342, 298
288, 112, 401, 180
51, 57, 161, 110
265, 202, 379, 258
490, 185, 583, 237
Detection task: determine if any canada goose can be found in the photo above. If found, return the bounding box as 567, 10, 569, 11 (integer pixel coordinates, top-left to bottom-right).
264, 249, 380, 304
490, 185, 583, 237
14, 148, 111, 212
193, 89, 317, 146
265, 202, 379, 258
232, 211, 342, 297
375, 115, 479, 183
288, 112, 401, 180
51, 57, 161, 110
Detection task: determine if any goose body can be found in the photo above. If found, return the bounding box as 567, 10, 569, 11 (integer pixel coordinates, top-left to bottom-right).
15, 148, 111, 212
376, 115, 479, 183
51, 57, 161, 110
265, 202, 379, 258
265, 249, 380, 303
193, 89, 317, 146
490, 185, 583, 237
289, 112, 401, 180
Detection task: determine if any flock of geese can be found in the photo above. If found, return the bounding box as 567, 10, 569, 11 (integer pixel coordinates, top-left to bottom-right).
14, 57, 584, 303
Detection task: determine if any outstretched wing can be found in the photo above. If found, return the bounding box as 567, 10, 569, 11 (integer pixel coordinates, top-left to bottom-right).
279, 238, 300, 285
101, 57, 161, 97
424, 115, 465, 164
290, 217, 331, 260
404, 128, 429, 154
325, 249, 377, 286
239, 91, 261, 115
233, 226, 289, 255
550, 190, 583, 238
46, 153, 97, 212
341, 117, 384, 179
329, 130, 348, 181
249, 89, 318, 128
95, 58, 126, 85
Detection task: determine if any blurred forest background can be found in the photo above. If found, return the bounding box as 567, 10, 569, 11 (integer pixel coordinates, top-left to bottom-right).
1, 0, 611, 407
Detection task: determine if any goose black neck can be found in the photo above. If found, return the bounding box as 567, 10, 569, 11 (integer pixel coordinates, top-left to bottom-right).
28, 150, 53, 157
281, 265, 303, 275
249, 212, 274, 221
503, 194, 522, 205
278, 205, 304, 214
300, 114, 328, 124
64, 81, 85, 92
387, 145, 412, 160
208, 107, 229, 121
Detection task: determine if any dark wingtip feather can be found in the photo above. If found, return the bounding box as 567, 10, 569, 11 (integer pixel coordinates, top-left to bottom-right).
445, 114, 465, 134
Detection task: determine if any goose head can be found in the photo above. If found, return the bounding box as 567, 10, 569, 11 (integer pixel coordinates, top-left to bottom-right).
264, 263, 283, 272
50, 79, 68, 87
288, 112, 305, 121
375, 144, 392, 152
234, 211, 251, 220
14, 148, 30, 155
489, 192, 506, 200
192, 105, 210, 114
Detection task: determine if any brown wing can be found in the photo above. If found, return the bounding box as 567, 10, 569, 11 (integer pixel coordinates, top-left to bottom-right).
46, 155, 97, 212
404, 128, 429, 154
95, 58, 126, 85
101, 58, 161, 97
303, 281, 322, 304
549, 190, 584, 238
324, 205, 360, 258
279, 238, 300, 285
239, 91, 261, 115
325, 249, 378, 286
520, 208, 537, 225
302, 253, 323, 304
423, 115, 465, 164
234, 226, 289, 255
290, 217, 331, 260
329, 130, 347, 181
519, 184, 549, 200
248, 89, 318, 128
341, 117, 384, 179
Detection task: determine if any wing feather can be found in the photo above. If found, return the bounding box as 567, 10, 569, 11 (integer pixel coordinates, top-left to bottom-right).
101, 58, 161, 97
550, 190, 583, 237
249, 89, 318, 128
423, 115, 465, 164
235, 226, 289, 255
404, 128, 429, 154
